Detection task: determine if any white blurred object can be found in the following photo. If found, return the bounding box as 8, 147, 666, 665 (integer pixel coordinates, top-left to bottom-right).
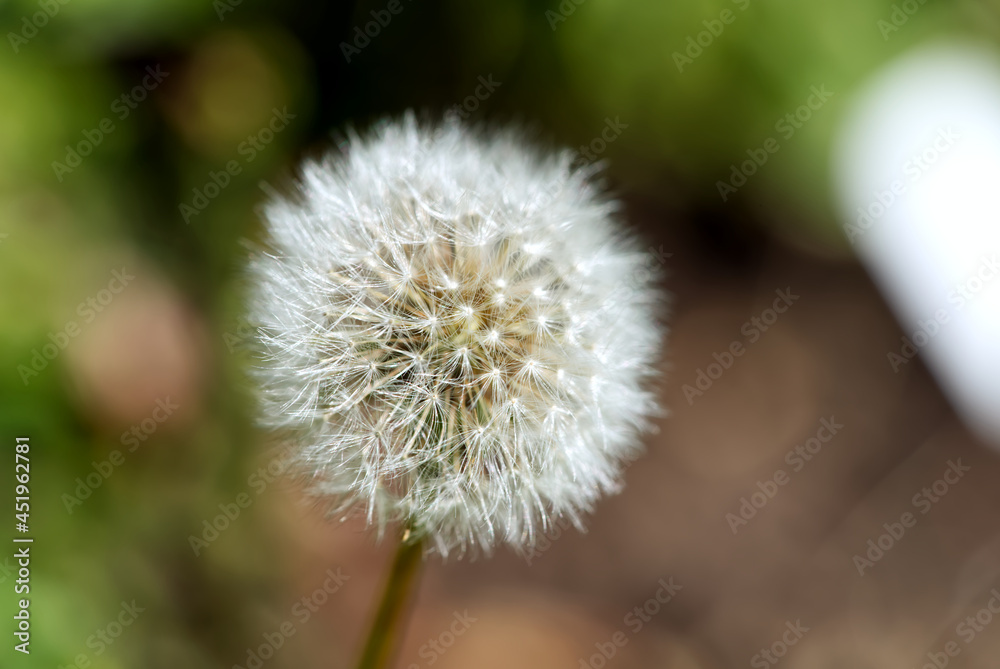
833, 42, 1000, 447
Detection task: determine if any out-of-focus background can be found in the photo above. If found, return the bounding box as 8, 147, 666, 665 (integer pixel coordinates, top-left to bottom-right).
3, 1, 1000, 667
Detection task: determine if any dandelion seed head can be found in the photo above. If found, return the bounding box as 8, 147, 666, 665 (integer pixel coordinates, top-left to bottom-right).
249, 113, 665, 558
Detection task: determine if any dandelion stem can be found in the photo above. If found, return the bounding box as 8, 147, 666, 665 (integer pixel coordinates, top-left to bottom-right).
355, 532, 424, 669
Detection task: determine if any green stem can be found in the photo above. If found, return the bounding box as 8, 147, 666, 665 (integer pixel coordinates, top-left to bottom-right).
355, 532, 424, 669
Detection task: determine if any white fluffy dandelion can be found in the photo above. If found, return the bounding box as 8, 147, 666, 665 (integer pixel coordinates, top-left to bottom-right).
250, 114, 664, 557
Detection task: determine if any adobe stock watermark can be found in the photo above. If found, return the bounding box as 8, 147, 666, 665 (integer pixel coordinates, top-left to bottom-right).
222, 315, 261, 354
516, 256, 673, 562
681, 288, 799, 405
546, 0, 589, 31
340, 0, 416, 63
404, 610, 477, 669
878, 0, 929, 40
524, 427, 656, 562
956, 589, 1000, 646
578, 577, 683, 668
598, 243, 673, 310
750, 620, 810, 668
234, 568, 350, 669
7, 0, 72, 54
61, 397, 179, 513
844, 127, 959, 244
576, 117, 628, 165
16, 267, 134, 386
886, 254, 998, 372
51, 65, 170, 181
529, 116, 632, 210
0, 555, 20, 587
717, 85, 834, 201
179, 106, 295, 224
524, 516, 576, 566
214, 0, 244, 20
726, 417, 843, 534
445, 75, 501, 120
58, 600, 145, 669
853, 459, 971, 576
672, 0, 753, 73
918, 586, 1000, 669
598, 243, 673, 342
189, 450, 293, 556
